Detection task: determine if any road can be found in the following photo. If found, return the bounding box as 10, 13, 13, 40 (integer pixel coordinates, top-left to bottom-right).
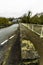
0, 24, 19, 64
0, 24, 18, 45
21, 24, 43, 65
3, 26, 21, 65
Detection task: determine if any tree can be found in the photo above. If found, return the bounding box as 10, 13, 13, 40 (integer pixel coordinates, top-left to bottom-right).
39, 15, 43, 24
27, 11, 32, 23
21, 14, 27, 23
0, 17, 12, 27
21, 11, 32, 23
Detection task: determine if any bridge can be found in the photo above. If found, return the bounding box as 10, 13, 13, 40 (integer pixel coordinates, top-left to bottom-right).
0, 23, 43, 65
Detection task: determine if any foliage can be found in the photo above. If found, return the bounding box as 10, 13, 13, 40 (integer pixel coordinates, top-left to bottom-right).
0, 17, 13, 28
8, 17, 14, 21
21, 11, 43, 24
21, 11, 31, 23
39, 15, 43, 24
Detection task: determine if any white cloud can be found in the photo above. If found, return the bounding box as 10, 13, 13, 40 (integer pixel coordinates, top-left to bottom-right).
0, 0, 43, 17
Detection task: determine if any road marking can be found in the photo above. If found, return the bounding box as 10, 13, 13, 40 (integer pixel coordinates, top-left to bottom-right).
1, 39, 8, 45
1, 35, 15, 45
9, 35, 15, 39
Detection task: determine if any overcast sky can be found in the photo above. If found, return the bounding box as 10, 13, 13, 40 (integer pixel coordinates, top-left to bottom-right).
0, 0, 43, 17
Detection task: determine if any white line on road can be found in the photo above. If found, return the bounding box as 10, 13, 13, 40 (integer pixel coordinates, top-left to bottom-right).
1, 39, 8, 45
1, 35, 15, 45
9, 35, 15, 39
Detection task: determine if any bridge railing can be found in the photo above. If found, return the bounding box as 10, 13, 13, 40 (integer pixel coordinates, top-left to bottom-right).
22, 23, 43, 38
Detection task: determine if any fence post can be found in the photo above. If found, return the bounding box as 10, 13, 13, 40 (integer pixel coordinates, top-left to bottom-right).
40, 26, 43, 37
32, 24, 34, 31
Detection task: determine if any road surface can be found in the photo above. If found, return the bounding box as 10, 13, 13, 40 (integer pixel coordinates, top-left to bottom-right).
0, 24, 18, 45
0, 24, 19, 64
3, 26, 21, 65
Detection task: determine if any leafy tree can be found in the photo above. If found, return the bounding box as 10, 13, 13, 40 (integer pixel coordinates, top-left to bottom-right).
0, 17, 13, 28
39, 15, 43, 24
21, 11, 32, 23
8, 17, 14, 21
27, 11, 32, 23
21, 14, 27, 23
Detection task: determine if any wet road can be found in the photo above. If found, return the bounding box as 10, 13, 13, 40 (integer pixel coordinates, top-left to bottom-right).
3, 26, 21, 65
21, 24, 43, 65
0, 24, 19, 64
0, 24, 18, 45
